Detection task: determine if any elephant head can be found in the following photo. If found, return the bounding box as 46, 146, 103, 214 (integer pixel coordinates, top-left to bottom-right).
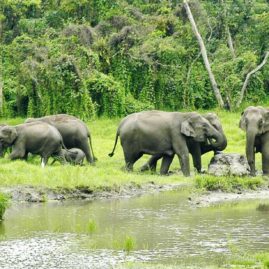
239, 106, 269, 174
203, 113, 227, 152
181, 112, 226, 149
0, 126, 18, 146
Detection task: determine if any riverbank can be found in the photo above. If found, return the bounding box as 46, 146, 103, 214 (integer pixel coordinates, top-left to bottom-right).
0, 182, 187, 202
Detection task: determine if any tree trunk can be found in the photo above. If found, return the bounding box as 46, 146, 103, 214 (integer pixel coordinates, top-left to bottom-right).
221, 0, 236, 58
183, 0, 224, 108
236, 51, 269, 108
226, 26, 236, 59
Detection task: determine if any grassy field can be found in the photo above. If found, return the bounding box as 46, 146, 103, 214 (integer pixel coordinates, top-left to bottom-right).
0, 111, 266, 191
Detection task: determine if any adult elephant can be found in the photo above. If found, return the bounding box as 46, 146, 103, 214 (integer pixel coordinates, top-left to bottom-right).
108, 111, 227, 177
0, 122, 65, 167
25, 114, 96, 164
0, 124, 9, 157
239, 106, 269, 176
140, 113, 227, 174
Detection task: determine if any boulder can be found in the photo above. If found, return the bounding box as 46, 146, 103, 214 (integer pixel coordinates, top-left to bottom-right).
208, 153, 250, 176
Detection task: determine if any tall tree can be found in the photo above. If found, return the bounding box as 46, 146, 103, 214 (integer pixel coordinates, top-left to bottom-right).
183, 0, 224, 108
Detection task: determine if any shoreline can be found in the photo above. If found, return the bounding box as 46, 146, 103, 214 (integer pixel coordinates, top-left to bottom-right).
190, 188, 269, 207
0, 182, 188, 203
1, 182, 269, 206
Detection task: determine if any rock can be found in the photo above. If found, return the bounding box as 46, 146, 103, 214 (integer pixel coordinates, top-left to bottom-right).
208, 153, 250, 176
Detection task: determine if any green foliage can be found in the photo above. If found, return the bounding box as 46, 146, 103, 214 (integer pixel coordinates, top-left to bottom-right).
87, 72, 125, 117
1, 1, 269, 118
0, 193, 9, 221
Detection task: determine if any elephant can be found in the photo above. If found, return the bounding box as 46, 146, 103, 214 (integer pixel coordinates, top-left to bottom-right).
239, 106, 269, 176
25, 114, 96, 164
108, 110, 227, 177
0, 122, 66, 167
51, 148, 85, 165
140, 113, 227, 175
0, 124, 9, 157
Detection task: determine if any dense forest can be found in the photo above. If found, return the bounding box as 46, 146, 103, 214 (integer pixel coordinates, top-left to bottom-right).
0, 0, 269, 118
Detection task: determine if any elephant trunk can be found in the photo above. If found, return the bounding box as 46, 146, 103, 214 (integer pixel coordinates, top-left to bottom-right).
209, 131, 227, 151
246, 131, 256, 176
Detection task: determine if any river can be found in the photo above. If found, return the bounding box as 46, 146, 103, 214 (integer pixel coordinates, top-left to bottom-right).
0, 190, 268, 268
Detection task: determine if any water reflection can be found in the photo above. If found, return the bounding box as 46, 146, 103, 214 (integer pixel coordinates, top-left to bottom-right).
0, 191, 268, 268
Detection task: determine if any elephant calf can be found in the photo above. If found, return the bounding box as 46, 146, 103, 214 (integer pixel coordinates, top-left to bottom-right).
52, 148, 85, 165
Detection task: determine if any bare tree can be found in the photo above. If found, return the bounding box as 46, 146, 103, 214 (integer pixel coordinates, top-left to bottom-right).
221, 0, 236, 58
236, 51, 269, 108
183, 0, 224, 108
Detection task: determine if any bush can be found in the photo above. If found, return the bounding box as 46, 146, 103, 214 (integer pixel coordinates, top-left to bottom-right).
86, 72, 125, 117
125, 93, 154, 115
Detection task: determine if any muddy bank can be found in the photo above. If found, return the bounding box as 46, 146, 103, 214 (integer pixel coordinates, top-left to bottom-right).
0, 182, 187, 203
190, 188, 269, 207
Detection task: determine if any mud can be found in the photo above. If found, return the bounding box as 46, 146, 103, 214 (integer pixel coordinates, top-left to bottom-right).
0, 182, 187, 203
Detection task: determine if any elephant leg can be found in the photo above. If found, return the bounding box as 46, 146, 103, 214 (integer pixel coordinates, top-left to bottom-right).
78, 140, 94, 164
189, 142, 202, 173
124, 151, 143, 172
172, 140, 190, 177
160, 155, 174, 175
262, 141, 269, 175
140, 154, 162, 172
9, 146, 26, 161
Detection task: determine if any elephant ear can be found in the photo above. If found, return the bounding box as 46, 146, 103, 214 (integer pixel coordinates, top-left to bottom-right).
181, 120, 195, 137
239, 112, 246, 130
1, 127, 18, 145
262, 111, 269, 133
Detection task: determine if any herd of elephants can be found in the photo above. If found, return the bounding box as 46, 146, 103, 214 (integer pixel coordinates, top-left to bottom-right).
0, 105, 268, 176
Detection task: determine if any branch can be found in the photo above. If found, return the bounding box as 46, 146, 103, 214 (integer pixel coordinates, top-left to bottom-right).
236, 51, 269, 108
183, 0, 224, 108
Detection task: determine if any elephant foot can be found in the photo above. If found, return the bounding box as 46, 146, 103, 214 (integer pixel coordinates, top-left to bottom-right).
197, 169, 207, 174
140, 164, 150, 172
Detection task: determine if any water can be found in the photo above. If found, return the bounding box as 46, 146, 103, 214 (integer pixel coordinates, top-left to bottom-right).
0, 190, 269, 268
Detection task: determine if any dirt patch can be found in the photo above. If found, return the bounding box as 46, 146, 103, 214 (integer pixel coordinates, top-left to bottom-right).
189, 188, 269, 207
0, 182, 188, 203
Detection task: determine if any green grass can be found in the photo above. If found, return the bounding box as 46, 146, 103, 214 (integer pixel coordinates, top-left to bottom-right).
0, 111, 266, 192
123, 236, 136, 253
116, 252, 269, 269
87, 219, 97, 234
0, 193, 9, 220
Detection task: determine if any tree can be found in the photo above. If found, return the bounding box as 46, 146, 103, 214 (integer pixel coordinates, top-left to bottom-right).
183, 0, 224, 108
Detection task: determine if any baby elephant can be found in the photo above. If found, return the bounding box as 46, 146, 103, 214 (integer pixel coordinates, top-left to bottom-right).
52, 148, 85, 166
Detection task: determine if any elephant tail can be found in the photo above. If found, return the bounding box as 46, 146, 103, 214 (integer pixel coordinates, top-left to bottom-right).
88, 133, 97, 162
108, 130, 119, 157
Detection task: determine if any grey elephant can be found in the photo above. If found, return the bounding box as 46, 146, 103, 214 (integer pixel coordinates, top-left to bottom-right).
239, 106, 269, 176
0, 122, 65, 167
0, 124, 9, 157
108, 110, 227, 177
52, 148, 85, 165
140, 113, 227, 174
25, 114, 96, 164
